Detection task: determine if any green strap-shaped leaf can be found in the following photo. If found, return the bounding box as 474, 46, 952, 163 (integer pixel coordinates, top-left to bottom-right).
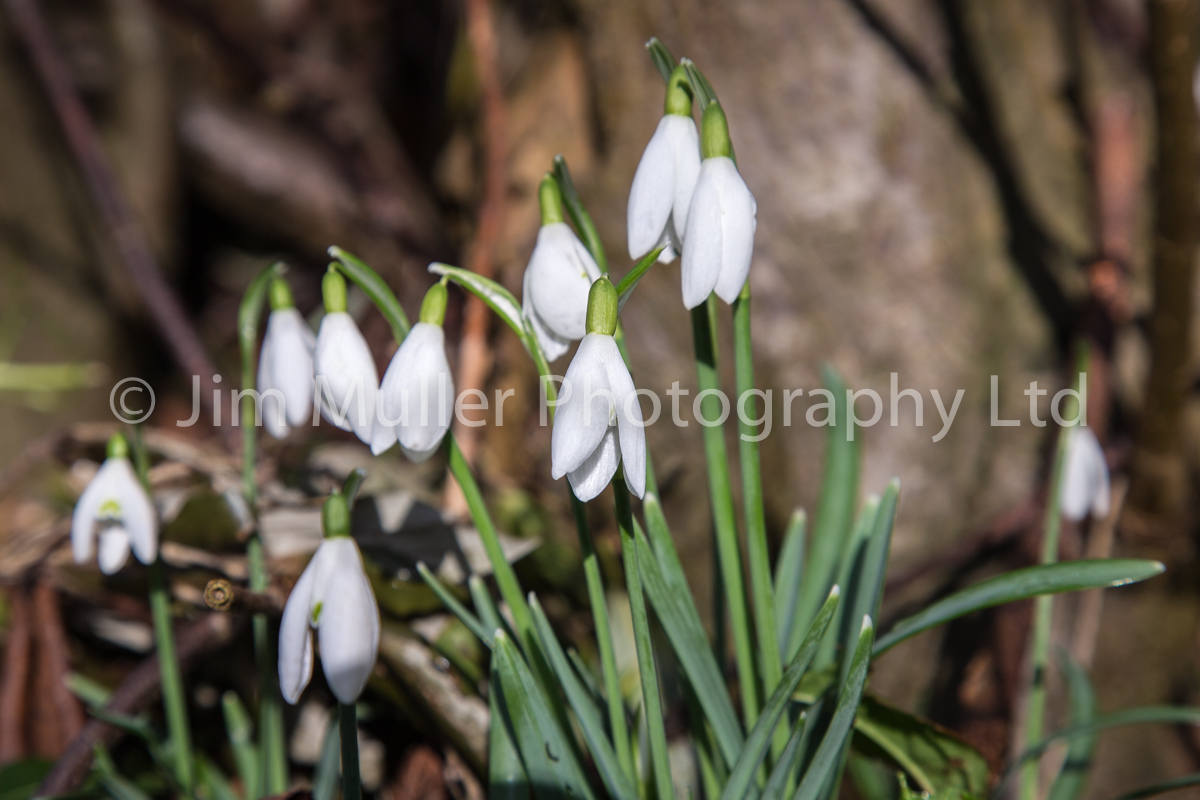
493, 631, 596, 800
490, 661, 532, 800
428, 262, 525, 338
93, 743, 153, 800
645, 37, 676, 82
1047, 651, 1097, 800
634, 521, 744, 768
530, 596, 639, 800
196, 755, 240, 800
761, 697, 827, 800
852, 695, 989, 796
417, 563, 492, 646
719, 588, 842, 800
875, 559, 1165, 654
311, 711, 341, 800
774, 510, 807, 654
552, 156, 607, 273
615, 246, 667, 310
329, 246, 411, 340
794, 617, 875, 800
790, 365, 859, 660
221, 691, 260, 799
818, 498, 877, 674
837, 482, 898, 688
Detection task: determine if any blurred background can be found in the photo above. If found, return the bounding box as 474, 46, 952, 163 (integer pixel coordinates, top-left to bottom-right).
1, 0, 1199, 796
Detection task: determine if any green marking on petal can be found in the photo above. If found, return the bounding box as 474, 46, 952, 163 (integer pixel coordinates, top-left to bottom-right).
98, 498, 122, 518
311, 601, 323, 625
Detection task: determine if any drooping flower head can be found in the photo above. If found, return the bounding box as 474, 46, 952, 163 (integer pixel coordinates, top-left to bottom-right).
314, 268, 379, 445
258, 276, 316, 439
628, 65, 701, 264
522, 175, 602, 362
681, 100, 757, 309
1060, 426, 1111, 522
372, 281, 455, 461
71, 433, 158, 574
279, 489, 380, 705
550, 277, 646, 501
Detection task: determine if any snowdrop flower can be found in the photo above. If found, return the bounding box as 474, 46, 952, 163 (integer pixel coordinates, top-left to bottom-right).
279, 490, 380, 705
681, 100, 757, 309
258, 277, 315, 439
314, 268, 379, 445
550, 277, 646, 501
522, 175, 602, 362
71, 433, 157, 574
1060, 426, 1111, 521
628, 65, 701, 264
372, 282, 455, 461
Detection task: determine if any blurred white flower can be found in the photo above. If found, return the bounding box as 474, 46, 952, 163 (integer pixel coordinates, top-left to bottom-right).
1060, 427, 1111, 521
550, 332, 646, 502
72, 437, 157, 574
372, 322, 454, 461
314, 312, 378, 445
278, 535, 380, 705
627, 114, 701, 263
522, 222, 602, 362
258, 306, 315, 439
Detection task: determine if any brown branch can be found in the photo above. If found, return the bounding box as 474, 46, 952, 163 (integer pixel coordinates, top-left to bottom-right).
1127, 0, 1199, 523
0, 585, 30, 762
31, 580, 83, 757
203, 579, 284, 616
2, 0, 225, 433
35, 614, 238, 796
444, 0, 508, 517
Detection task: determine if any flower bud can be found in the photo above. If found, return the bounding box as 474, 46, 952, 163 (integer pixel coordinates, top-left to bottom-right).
539, 174, 565, 226
701, 100, 733, 160
419, 282, 448, 326
585, 276, 618, 337
322, 267, 348, 314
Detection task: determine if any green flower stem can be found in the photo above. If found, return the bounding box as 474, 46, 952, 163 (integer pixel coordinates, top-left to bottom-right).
1020, 426, 1070, 800
237, 263, 289, 796
613, 470, 674, 800
692, 295, 760, 730
732, 283, 783, 755
338, 703, 362, 800
552, 156, 607, 274
148, 558, 193, 792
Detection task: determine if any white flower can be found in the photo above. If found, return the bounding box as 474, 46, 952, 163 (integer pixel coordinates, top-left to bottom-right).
372, 322, 455, 461
258, 307, 315, 439
72, 455, 157, 574
522, 223, 602, 362
550, 333, 646, 501
681, 156, 757, 308
1060, 427, 1111, 521
627, 114, 701, 263
313, 312, 378, 445
278, 536, 380, 705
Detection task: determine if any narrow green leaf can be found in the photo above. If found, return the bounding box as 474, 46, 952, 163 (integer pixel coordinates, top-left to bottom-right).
790, 365, 859, 660
0, 759, 52, 800
221, 692, 260, 800
615, 246, 666, 310
328, 246, 410, 340
852, 695, 989, 796
719, 587, 842, 800
1047, 651, 1097, 800
837, 482, 898, 687
1106, 773, 1200, 800
87, 708, 156, 743
642, 494, 691, 598
634, 521, 744, 769
490, 660, 531, 800
530, 597, 639, 800
469, 575, 507, 639
417, 562, 492, 646
761, 698, 828, 800
679, 58, 717, 109
493, 631, 596, 800
93, 744, 153, 800
794, 617, 875, 800
196, 755, 240, 800
774, 510, 807, 654
552, 156, 607, 273
341, 468, 368, 509
875, 560, 1165, 654
819, 498, 877, 673
567, 649, 608, 718
428, 262, 525, 340
645, 37, 676, 82
312, 711, 341, 800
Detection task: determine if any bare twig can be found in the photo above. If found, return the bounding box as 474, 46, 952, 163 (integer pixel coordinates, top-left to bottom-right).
0, 585, 30, 762
204, 579, 284, 616
1, 0, 226, 435
444, 0, 508, 517
35, 614, 238, 795
31, 580, 84, 756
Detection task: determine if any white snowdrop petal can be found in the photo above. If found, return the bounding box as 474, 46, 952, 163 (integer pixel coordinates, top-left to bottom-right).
393, 324, 455, 458
666, 115, 702, 240
713, 159, 757, 304
314, 313, 378, 444
314, 539, 379, 705
628, 116, 679, 259
278, 551, 320, 704
1061, 428, 1108, 522
602, 339, 646, 499
110, 464, 159, 566
568, 427, 621, 503
524, 297, 571, 363
552, 334, 614, 478
681, 160, 725, 309
369, 418, 396, 456
258, 322, 289, 439
529, 224, 594, 342
71, 472, 106, 565
97, 527, 132, 575
269, 309, 317, 429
